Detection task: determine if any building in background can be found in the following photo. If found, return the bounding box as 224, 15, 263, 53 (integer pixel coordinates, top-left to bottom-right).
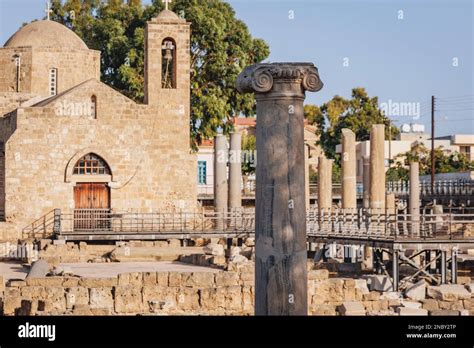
336, 124, 474, 183
197, 117, 324, 195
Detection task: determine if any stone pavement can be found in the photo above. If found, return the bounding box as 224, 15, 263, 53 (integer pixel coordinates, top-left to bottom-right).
0, 261, 218, 281
59, 261, 219, 278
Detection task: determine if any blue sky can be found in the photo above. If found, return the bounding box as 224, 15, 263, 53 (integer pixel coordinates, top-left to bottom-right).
0, 0, 472, 136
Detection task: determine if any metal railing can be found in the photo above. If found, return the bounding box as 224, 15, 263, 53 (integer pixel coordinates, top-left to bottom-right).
59, 208, 256, 235
22, 209, 58, 239
35, 208, 473, 241
387, 179, 474, 196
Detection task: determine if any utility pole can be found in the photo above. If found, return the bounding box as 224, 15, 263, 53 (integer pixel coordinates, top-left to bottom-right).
431, 96, 435, 193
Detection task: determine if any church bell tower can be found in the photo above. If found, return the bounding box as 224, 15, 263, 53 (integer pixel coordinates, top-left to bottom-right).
144, 3, 191, 120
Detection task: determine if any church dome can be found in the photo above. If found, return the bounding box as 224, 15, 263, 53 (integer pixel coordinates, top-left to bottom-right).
155, 9, 185, 22
4, 20, 88, 50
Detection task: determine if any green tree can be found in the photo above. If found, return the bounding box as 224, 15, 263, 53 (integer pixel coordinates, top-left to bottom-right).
241, 133, 256, 175
308, 87, 399, 160
388, 144, 474, 180
50, 0, 269, 147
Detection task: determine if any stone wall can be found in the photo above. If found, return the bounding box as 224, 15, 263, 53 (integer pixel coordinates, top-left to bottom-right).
1, 264, 472, 316
1, 264, 254, 316
0, 46, 100, 97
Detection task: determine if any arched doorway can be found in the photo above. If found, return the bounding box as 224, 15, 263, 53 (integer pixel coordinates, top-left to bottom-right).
72, 153, 111, 230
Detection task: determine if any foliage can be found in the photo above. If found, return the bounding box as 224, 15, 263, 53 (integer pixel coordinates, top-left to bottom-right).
305, 87, 399, 160
241, 133, 256, 175
50, 0, 269, 147
391, 144, 474, 177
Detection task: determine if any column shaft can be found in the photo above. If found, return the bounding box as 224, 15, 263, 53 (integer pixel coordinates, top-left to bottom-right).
369, 125, 386, 211
341, 129, 356, 209
228, 132, 242, 209
362, 156, 370, 210
214, 134, 228, 227
237, 63, 323, 316
318, 156, 333, 210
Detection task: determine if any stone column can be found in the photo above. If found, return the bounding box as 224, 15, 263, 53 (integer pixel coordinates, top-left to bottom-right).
237, 63, 323, 315
304, 144, 310, 209
369, 125, 386, 212
386, 193, 396, 215
318, 156, 333, 211
341, 129, 357, 210
362, 155, 370, 210
214, 134, 228, 228
228, 132, 242, 209
409, 161, 420, 235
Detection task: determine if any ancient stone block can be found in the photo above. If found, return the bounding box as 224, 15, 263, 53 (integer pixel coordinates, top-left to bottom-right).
62, 277, 79, 287
117, 273, 142, 287
66, 287, 89, 309
354, 279, 369, 294
400, 300, 422, 309
89, 287, 114, 309
224, 286, 243, 312
307, 269, 329, 281
215, 272, 239, 287
20, 286, 48, 300
338, 301, 366, 316
8, 280, 26, 287
421, 299, 439, 311
242, 286, 253, 313
114, 286, 143, 313
72, 304, 93, 315
168, 239, 181, 248
405, 280, 426, 301
156, 272, 169, 286
0, 275, 4, 292
25, 277, 63, 287
211, 256, 226, 266
168, 272, 185, 287
183, 272, 215, 288
176, 288, 200, 311
427, 285, 471, 301
46, 287, 66, 313
79, 277, 117, 288
397, 307, 428, 316
142, 272, 157, 286
311, 304, 337, 316
142, 285, 177, 311
199, 288, 218, 310
203, 243, 224, 256
3, 295, 21, 315
429, 309, 460, 316
362, 292, 380, 301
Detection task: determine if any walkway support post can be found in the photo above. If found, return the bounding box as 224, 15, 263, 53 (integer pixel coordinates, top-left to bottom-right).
409, 161, 420, 236
237, 62, 323, 315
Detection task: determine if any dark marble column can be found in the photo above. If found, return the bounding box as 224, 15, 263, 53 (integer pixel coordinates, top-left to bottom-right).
237, 63, 323, 315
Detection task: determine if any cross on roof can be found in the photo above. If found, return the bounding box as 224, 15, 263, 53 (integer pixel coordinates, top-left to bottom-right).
45, 0, 52, 20
162, 0, 172, 11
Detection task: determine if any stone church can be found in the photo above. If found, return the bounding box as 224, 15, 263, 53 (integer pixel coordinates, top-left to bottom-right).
0, 9, 196, 240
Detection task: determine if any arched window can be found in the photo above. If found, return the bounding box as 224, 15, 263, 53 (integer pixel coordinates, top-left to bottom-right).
73, 153, 111, 175
90, 95, 97, 118
161, 38, 176, 89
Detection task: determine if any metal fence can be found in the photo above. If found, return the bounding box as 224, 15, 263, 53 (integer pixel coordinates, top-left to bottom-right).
387, 180, 474, 196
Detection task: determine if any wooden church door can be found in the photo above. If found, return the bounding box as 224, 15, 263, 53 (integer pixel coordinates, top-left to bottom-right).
74, 183, 110, 230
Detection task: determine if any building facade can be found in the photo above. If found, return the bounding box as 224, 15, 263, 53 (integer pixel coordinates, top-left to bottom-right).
0, 10, 196, 240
